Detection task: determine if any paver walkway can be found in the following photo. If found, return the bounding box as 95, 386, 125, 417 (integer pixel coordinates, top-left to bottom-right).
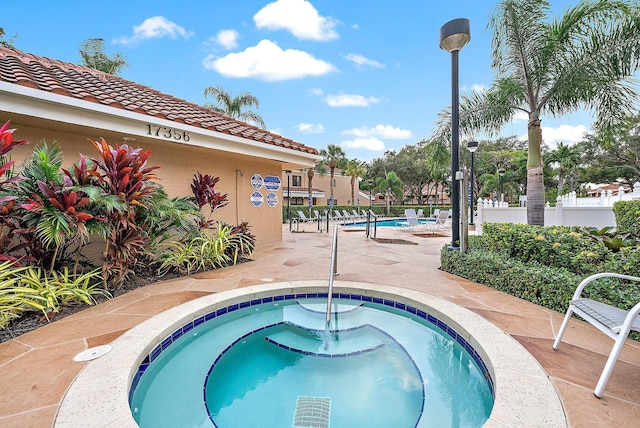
0, 222, 639, 427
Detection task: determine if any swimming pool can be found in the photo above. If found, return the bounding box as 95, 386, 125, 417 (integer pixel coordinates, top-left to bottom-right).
345, 218, 436, 228
129, 297, 494, 427
55, 281, 567, 427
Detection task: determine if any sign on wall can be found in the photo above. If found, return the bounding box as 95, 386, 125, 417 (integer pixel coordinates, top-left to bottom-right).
250, 191, 263, 207
251, 174, 264, 190
263, 175, 281, 191
266, 192, 278, 207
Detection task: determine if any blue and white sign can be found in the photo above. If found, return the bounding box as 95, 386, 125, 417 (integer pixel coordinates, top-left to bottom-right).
251, 174, 264, 190
266, 192, 278, 207
250, 191, 263, 207
264, 175, 281, 191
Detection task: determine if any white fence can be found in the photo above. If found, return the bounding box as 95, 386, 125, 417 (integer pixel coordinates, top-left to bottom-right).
475, 182, 640, 234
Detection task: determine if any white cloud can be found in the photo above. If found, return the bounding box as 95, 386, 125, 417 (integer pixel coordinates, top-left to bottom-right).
542, 124, 588, 144
341, 138, 385, 151
214, 29, 239, 50
512, 111, 529, 122
309, 88, 324, 96
114, 16, 193, 44
296, 123, 325, 134
254, 0, 338, 41
462, 83, 487, 92
344, 53, 384, 68
203, 39, 336, 81
325, 92, 380, 107
342, 124, 411, 139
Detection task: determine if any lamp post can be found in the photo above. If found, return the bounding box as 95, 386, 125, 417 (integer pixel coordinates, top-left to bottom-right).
498, 168, 505, 203
285, 170, 292, 231
440, 18, 471, 249
467, 141, 478, 225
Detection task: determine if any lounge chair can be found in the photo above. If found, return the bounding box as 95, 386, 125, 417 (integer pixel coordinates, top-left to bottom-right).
553, 272, 640, 398
297, 211, 311, 222
352, 209, 363, 219
397, 209, 420, 230
416, 209, 424, 218
331, 210, 344, 223
342, 209, 356, 223
424, 209, 449, 233
431, 208, 441, 218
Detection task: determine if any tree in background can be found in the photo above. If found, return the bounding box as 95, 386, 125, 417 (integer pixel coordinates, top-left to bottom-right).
374, 172, 404, 216
318, 144, 347, 205
203, 85, 266, 129
79, 38, 127, 75
578, 111, 640, 186
431, 0, 640, 226
0, 27, 17, 49
344, 159, 367, 207
544, 142, 581, 196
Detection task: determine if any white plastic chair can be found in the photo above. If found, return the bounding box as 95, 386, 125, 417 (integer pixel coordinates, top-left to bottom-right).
553, 272, 640, 398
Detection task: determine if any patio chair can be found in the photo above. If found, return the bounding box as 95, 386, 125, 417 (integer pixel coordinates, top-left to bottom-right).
424, 209, 449, 233
397, 209, 421, 230
431, 208, 441, 218
416, 209, 424, 218
342, 209, 356, 223
352, 209, 363, 219
552, 272, 640, 398
331, 210, 344, 223
297, 211, 311, 222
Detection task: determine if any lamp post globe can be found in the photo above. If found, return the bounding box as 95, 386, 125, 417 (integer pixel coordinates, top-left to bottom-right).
440, 18, 470, 249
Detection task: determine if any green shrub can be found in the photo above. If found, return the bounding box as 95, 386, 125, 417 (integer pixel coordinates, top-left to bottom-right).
613, 200, 640, 237
481, 223, 611, 274
442, 234, 640, 318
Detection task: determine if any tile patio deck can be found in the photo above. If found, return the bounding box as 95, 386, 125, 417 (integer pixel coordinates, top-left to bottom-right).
0, 222, 639, 427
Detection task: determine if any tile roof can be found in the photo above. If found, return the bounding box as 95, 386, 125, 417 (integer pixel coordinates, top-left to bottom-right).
0, 47, 318, 155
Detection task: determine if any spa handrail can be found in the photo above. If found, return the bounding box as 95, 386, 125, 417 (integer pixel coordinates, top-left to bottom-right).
326, 224, 339, 325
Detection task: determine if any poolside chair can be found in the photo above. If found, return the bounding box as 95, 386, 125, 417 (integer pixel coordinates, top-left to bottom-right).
297, 211, 311, 222
553, 272, 640, 398
397, 209, 420, 230
431, 208, 441, 218
331, 210, 344, 223
416, 209, 424, 218
342, 209, 356, 223
352, 209, 363, 219
425, 209, 449, 233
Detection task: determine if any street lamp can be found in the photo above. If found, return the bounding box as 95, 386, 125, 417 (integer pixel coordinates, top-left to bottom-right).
440, 18, 471, 249
467, 141, 478, 225
498, 168, 505, 203
285, 170, 292, 231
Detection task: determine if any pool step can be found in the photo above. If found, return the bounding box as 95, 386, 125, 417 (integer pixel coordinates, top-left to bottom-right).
265, 324, 384, 357
283, 299, 365, 332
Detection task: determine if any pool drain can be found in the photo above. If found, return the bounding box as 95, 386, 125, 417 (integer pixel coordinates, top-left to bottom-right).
73, 345, 112, 362
292, 396, 331, 428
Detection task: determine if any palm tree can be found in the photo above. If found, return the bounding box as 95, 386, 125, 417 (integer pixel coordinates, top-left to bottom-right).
203, 86, 266, 129
344, 159, 367, 207
374, 172, 404, 216
318, 144, 347, 205
307, 167, 315, 214
478, 168, 519, 203
431, 0, 640, 226
544, 142, 581, 196
79, 38, 127, 75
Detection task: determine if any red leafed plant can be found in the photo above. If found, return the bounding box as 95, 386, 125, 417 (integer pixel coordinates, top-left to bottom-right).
191, 172, 228, 229
89, 138, 160, 288
0, 121, 28, 263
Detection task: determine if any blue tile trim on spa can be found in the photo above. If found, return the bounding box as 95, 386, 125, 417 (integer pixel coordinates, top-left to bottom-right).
129, 292, 495, 413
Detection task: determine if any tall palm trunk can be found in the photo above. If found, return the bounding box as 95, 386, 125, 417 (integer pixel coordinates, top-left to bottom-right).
350, 176, 356, 206
307, 168, 314, 214
527, 116, 545, 226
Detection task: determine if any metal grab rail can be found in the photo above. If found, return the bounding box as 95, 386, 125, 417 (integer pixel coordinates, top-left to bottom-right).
365, 211, 378, 238
325, 224, 339, 326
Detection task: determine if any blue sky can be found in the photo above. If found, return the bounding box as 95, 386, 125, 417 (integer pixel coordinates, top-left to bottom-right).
4, 0, 593, 161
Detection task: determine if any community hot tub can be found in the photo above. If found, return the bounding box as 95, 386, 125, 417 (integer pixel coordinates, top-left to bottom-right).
55, 281, 566, 427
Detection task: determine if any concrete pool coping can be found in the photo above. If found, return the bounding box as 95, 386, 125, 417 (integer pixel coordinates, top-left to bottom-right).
55, 280, 566, 427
